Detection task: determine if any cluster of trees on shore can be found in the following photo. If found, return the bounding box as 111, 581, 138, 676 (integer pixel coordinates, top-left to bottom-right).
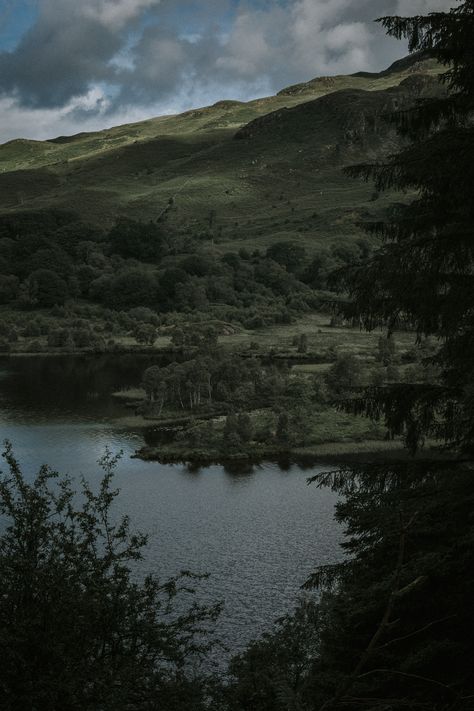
142, 349, 288, 416
0, 303, 165, 353
139, 335, 408, 455
140, 333, 322, 452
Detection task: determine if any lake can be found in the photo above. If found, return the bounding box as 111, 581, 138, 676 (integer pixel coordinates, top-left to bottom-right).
0, 354, 343, 659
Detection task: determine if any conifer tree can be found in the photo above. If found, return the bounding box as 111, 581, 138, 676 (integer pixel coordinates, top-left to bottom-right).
339, 0, 474, 453
228, 7, 474, 711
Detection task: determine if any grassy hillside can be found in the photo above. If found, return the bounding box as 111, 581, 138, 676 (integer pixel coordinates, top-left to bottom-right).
0, 54, 448, 459
0, 52, 445, 255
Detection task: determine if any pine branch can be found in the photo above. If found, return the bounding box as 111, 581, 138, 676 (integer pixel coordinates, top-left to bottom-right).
339, 697, 433, 709
317, 512, 418, 711
375, 615, 456, 651
357, 669, 457, 698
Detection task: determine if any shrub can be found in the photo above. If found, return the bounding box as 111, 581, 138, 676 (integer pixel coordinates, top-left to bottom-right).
0, 445, 220, 710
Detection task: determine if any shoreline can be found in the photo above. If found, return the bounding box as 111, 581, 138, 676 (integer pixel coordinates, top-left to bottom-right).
0, 345, 173, 358
134, 439, 455, 467
0, 351, 455, 470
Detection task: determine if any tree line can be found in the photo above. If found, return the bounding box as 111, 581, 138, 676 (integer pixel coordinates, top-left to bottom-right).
0, 208, 371, 329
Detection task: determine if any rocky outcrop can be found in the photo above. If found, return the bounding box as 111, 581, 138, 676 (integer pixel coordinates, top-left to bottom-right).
235, 74, 446, 147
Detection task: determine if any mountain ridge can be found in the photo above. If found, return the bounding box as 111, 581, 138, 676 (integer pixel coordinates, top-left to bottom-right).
0, 52, 445, 256
1, 51, 441, 152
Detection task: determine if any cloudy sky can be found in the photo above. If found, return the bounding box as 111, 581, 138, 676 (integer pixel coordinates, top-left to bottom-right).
0, 0, 458, 142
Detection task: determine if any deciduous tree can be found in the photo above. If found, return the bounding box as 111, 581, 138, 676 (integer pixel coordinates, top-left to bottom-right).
0, 444, 220, 711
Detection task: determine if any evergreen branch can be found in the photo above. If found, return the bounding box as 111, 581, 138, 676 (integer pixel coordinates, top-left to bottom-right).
357, 669, 457, 697
340, 698, 433, 709
302, 563, 348, 591
376, 614, 456, 650
317, 512, 418, 711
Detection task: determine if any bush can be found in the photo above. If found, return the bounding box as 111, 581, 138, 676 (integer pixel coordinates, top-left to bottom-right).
21, 320, 42, 338
127, 307, 160, 326
377, 336, 397, 366
0, 274, 20, 304
47, 328, 72, 349
325, 354, 363, 397
297, 333, 308, 354
0, 338, 11, 353
0, 445, 220, 710
28, 269, 68, 308
72, 328, 94, 348
134, 323, 157, 346
25, 339, 43, 353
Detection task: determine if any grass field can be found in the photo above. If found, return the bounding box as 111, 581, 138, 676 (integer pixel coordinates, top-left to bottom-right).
218, 312, 416, 359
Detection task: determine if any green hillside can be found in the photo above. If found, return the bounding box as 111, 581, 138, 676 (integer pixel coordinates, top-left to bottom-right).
0, 52, 445, 256
0, 52, 449, 459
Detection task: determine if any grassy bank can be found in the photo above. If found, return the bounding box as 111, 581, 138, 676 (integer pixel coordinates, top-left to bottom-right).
135, 438, 447, 467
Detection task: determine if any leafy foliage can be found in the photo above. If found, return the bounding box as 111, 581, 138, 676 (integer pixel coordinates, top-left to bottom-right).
0, 443, 220, 711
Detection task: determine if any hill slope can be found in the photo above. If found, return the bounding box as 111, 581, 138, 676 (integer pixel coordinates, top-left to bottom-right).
0, 53, 445, 255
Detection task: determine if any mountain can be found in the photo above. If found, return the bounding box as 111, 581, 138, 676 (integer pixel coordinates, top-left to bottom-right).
0, 52, 445, 255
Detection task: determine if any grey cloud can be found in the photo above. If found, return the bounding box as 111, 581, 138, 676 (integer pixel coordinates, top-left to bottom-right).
0, 2, 120, 107
113, 0, 387, 109
395, 0, 458, 14
118, 26, 204, 101
81, 0, 162, 30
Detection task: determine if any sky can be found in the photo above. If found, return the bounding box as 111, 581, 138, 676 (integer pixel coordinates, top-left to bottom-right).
0, 0, 459, 143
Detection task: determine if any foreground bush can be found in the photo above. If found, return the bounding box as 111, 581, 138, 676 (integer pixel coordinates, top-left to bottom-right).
0, 443, 220, 711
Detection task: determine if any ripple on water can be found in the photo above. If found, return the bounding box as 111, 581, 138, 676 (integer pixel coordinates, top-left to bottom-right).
0, 355, 344, 659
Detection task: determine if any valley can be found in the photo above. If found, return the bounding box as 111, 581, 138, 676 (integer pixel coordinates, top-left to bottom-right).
0, 51, 448, 464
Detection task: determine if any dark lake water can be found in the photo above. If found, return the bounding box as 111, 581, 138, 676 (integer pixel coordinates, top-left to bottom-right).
0, 354, 343, 659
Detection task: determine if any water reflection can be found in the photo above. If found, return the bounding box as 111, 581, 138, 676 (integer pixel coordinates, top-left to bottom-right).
0, 353, 163, 422
222, 461, 257, 478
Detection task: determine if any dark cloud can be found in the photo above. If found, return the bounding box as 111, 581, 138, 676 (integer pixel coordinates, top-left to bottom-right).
0, 0, 160, 108
0, 22, 117, 108
113, 0, 456, 108
0, 0, 458, 141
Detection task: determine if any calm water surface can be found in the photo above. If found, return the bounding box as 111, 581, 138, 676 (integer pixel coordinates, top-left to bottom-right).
0, 355, 343, 657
